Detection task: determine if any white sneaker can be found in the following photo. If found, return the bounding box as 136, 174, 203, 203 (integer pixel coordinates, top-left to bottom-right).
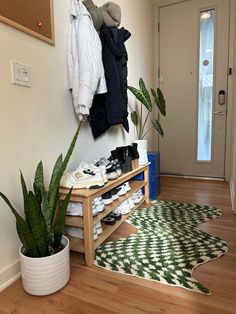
102, 191, 113, 205
117, 200, 130, 215
111, 159, 122, 177
113, 208, 122, 215
111, 189, 119, 200
66, 226, 98, 240
86, 163, 108, 184
106, 163, 119, 180
60, 165, 104, 189
92, 205, 99, 216
116, 185, 127, 196
66, 202, 83, 216
96, 164, 108, 184
80, 162, 108, 184
128, 197, 135, 209
132, 189, 144, 204
93, 197, 105, 213
124, 182, 131, 192
93, 196, 104, 205
66, 202, 98, 216
95, 221, 103, 235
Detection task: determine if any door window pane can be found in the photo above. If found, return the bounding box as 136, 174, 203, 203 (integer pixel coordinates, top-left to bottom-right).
197, 9, 215, 161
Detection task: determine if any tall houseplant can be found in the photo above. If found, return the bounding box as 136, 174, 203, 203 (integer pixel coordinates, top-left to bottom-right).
0, 122, 81, 295
128, 78, 166, 140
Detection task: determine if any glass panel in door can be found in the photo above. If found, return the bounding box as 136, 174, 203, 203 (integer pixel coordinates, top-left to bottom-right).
197, 9, 215, 161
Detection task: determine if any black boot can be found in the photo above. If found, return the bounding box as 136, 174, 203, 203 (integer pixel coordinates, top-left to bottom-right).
119, 146, 132, 173
132, 143, 139, 159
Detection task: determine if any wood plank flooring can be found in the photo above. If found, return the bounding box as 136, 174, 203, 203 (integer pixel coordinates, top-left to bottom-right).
0, 176, 236, 314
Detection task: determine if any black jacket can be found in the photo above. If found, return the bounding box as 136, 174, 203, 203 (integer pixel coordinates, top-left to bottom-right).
90, 24, 131, 139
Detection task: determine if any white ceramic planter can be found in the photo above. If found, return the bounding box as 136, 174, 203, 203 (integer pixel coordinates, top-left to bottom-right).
133, 140, 148, 165
134, 139, 148, 151
19, 235, 70, 296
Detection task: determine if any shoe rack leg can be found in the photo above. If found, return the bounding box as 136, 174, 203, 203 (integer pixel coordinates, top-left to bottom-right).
144, 166, 150, 204
83, 197, 94, 266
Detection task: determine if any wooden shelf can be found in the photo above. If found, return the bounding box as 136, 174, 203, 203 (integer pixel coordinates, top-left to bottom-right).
65, 180, 145, 228
60, 163, 150, 266
65, 199, 145, 253
60, 165, 148, 199
66, 234, 85, 253
94, 200, 145, 249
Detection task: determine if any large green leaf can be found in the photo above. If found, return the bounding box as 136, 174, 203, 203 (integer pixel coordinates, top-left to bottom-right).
32, 161, 52, 246
157, 88, 166, 116
39, 185, 52, 246
34, 161, 44, 186
33, 161, 44, 205
20, 172, 28, 220
128, 85, 152, 112
152, 119, 164, 137
151, 88, 166, 116
53, 188, 72, 248
26, 191, 49, 257
0, 191, 39, 257
48, 154, 62, 222
131, 111, 138, 126
139, 78, 152, 108
48, 122, 82, 223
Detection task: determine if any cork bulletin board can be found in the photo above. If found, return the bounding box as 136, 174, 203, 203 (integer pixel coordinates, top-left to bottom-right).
0, 0, 55, 45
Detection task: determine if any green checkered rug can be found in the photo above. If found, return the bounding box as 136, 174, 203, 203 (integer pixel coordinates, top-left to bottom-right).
94, 201, 228, 294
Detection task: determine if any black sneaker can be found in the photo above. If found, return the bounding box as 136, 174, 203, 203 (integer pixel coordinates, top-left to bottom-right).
101, 191, 113, 205
108, 211, 122, 221
111, 159, 122, 176
128, 143, 139, 160
111, 188, 119, 200
102, 216, 116, 225
120, 146, 132, 173
106, 163, 119, 180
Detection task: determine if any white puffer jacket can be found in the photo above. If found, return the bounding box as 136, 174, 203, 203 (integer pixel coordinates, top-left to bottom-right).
67, 0, 107, 119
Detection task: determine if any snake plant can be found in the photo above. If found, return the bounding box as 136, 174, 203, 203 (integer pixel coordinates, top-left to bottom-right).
0, 123, 82, 257
128, 78, 166, 140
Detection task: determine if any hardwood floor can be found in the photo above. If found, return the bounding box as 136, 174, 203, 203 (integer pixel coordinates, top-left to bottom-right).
0, 176, 236, 314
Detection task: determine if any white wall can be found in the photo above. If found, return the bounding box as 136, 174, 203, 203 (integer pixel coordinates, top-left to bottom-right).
0, 0, 155, 290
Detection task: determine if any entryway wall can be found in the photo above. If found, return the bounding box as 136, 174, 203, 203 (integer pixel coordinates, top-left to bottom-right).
0, 0, 156, 290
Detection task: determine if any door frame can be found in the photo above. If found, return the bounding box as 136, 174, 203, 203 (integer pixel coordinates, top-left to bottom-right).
154, 0, 236, 180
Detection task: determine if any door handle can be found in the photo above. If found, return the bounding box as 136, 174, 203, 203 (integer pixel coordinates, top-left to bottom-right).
213, 110, 225, 115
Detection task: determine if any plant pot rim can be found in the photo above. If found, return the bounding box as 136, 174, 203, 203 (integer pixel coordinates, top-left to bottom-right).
19, 235, 69, 260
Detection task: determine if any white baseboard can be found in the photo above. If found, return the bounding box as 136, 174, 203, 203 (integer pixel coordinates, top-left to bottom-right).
0, 260, 21, 292
229, 178, 236, 214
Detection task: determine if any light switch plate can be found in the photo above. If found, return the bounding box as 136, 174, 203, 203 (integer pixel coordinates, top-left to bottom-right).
10, 60, 31, 87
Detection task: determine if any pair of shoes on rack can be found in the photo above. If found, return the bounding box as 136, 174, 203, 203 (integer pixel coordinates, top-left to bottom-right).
66, 202, 97, 217
66, 196, 105, 216
93, 196, 105, 213
113, 196, 135, 215
132, 189, 144, 204
102, 210, 122, 225
60, 162, 106, 189
66, 221, 103, 240
94, 158, 122, 180
101, 182, 131, 204
109, 144, 139, 173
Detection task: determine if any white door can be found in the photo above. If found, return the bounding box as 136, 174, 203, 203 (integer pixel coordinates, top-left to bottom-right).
158, 0, 230, 178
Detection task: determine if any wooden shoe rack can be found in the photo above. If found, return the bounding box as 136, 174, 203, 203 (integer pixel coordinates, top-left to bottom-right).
59, 164, 150, 266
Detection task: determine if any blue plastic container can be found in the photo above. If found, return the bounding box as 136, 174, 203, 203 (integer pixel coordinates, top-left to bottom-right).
132, 151, 160, 200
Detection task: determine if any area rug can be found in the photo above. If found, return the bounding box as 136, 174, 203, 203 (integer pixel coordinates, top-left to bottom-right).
94, 201, 228, 295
